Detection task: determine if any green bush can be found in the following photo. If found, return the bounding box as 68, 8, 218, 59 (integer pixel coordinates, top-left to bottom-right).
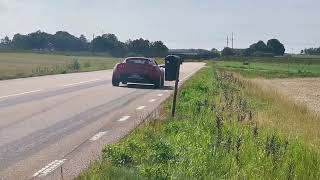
70, 59, 81, 71
84, 61, 91, 68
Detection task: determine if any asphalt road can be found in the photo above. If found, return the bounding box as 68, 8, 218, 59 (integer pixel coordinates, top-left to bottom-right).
0, 62, 205, 180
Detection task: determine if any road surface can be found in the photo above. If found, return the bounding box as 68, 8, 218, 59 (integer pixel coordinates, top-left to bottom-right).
0, 62, 205, 180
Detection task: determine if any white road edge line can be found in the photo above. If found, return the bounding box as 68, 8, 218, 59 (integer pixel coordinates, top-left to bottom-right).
180, 66, 203, 82
157, 94, 163, 97
32, 159, 67, 177
90, 131, 108, 141
149, 99, 157, 102
136, 106, 146, 110
117, 116, 131, 122
0, 89, 43, 100
63, 79, 102, 87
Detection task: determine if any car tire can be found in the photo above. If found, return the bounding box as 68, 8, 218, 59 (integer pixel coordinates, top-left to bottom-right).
112, 79, 120, 86
154, 77, 161, 89
161, 75, 164, 87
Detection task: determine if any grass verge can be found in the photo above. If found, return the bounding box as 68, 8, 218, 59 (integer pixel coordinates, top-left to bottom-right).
79, 64, 320, 179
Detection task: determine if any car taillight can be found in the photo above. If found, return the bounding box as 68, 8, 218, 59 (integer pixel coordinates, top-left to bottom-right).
118, 64, 125, 70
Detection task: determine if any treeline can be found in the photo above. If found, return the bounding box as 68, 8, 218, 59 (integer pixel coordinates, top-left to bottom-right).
221, 39, 286, 57
0, 31, 169, 57
169, 48, 220, 59
302, 47, 320, 55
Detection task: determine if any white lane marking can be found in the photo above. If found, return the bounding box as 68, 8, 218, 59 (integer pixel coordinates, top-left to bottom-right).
149, 99, 157, 103
63, 79, 101, 87
164, 90, 169, 92
157, 94, 163, 97
136, 106, 146, 110
90, 131, 108, 141
117, 116, 131, 122
0, 89, 43, 100
180, 66, 203, 82
33, 159, 67, 177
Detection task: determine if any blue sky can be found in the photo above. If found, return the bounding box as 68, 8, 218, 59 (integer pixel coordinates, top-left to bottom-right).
0, 0, 319, 52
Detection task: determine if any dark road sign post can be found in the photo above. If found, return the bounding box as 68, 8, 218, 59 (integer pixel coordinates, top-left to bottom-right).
164, 55, 183, 118
171, 63, 180, 117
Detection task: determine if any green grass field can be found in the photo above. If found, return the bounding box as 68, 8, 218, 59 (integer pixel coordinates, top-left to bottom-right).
215, 57, 320, 78
216, 61, 320, 78
79, 64, 320, 180
219, 56, 320, 64
0, 52, 121, 80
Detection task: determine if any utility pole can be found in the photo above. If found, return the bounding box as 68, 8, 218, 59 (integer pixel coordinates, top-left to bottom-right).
92, 34, 95, 54
232, 33, 234, 49
227, 36, 229, 48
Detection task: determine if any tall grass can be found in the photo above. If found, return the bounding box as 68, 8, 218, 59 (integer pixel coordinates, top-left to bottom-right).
235, 74, 320, 147
80, 64, 320, 180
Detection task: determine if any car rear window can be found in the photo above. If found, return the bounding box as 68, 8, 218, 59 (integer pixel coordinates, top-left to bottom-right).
126, 58, 152, 65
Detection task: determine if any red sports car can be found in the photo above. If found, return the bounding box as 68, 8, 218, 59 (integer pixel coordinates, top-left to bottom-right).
112, 57, 165, 88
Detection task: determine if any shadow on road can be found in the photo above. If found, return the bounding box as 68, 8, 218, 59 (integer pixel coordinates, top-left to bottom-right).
122, 83, 174, 91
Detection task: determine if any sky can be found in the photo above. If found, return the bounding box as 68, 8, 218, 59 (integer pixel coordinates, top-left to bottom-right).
0, 0, 320, 53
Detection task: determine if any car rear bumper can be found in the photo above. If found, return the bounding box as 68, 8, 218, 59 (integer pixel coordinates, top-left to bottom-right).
119, 74, 156, 84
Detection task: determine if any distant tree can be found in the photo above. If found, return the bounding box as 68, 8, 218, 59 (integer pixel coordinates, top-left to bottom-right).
111, 41, 129, 57
221, 47, 235, 57
52, 31, 87, 51
267, 39, 285, 56
0, 36, 11, 49
127, 38, 151, 56
92, 34, 118, 52
12, 33, 30, 49
79, 34, 89, 50
211, 48, 218, 52
241, 48, 253, 56
91, 33, 130, 57
1, 36, 11, 45
79, 34, 87, 43
249, 40, 268, 52
300, 50, 304, 54
7, 30, 170, 57
28, 30, 52, 50
303, 47, 320, 55
149, 41, 169, 57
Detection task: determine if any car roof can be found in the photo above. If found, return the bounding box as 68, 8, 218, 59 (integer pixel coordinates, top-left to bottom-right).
125, 57, 151, 61
124, 57, 155, 62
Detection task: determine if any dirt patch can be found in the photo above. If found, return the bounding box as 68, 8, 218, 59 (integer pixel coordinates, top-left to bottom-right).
253, 78, 320, 113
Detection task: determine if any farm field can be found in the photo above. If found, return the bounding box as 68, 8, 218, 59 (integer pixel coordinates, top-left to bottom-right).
0, 52, 120, 80
253, 78, 320, 113
219, 56, 320, 64
216, 60, 320, 78
216, 57, 320, 145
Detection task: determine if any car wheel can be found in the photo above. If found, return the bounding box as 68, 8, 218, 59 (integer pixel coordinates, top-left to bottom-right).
161, 75, 164, 87
154, 77, 161, 89
112, 79, 120, 86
